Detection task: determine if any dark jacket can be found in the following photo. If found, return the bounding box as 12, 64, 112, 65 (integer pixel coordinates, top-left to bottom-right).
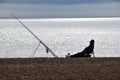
70, 39, 94, 58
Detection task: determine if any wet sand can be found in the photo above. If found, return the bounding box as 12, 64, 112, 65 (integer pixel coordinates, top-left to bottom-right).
0, 58, 120, 80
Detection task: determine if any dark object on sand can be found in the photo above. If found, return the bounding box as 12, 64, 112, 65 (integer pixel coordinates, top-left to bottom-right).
70, 39, 95, 58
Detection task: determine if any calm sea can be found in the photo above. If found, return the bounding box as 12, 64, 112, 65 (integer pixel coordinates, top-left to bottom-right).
0, 18, 120, 58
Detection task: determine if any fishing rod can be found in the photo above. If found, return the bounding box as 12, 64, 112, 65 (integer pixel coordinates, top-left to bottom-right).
11, 14, 58, 58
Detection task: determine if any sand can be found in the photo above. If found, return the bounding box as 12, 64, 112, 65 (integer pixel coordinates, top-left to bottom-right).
0, 58, 120, 80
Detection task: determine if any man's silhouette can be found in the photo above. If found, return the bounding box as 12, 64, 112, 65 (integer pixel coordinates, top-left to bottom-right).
70, 39, 95, 58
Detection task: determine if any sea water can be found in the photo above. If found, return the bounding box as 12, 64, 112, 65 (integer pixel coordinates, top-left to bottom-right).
0, 18, 120, 58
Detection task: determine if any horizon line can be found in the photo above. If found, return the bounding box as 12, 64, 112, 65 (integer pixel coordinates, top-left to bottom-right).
0, 17, 120, 21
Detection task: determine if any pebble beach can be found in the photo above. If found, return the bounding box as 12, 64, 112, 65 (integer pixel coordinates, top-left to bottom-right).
0, 58, 120, 80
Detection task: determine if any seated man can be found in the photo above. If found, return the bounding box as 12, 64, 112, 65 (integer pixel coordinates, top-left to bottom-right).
70, 39, 95, 58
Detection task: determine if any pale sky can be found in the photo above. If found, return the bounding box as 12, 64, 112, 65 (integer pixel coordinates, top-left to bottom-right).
0, 0, 120, 18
